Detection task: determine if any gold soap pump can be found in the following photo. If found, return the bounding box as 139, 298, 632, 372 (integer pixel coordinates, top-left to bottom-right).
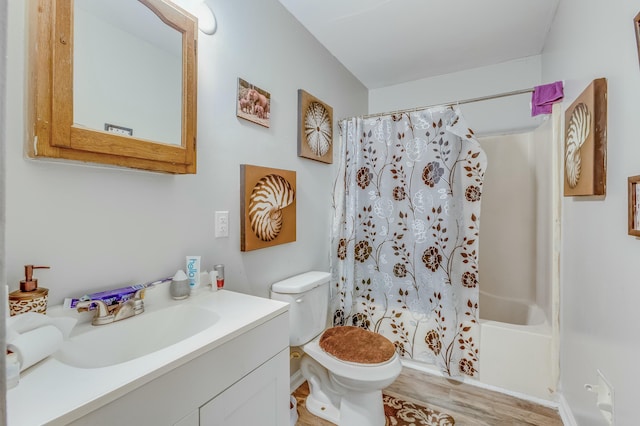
9, 265, 50, 316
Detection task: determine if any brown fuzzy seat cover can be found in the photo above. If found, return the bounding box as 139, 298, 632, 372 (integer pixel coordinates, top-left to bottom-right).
319, 326, 396, 364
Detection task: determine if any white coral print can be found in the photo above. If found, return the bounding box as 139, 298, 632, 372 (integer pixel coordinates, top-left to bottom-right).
304, 102, 332, 156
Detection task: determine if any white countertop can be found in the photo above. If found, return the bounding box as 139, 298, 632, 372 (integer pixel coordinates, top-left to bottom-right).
7, 286, 289, 425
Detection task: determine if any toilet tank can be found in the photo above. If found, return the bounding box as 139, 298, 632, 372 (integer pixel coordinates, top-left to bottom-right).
270, 271, 331, 347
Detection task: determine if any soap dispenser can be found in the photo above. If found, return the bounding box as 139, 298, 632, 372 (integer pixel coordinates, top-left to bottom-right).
9, 265, 50, 316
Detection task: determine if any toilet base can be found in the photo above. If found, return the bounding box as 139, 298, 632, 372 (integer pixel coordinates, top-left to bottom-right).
305, 390, 340, 424
305, 389, 385, 426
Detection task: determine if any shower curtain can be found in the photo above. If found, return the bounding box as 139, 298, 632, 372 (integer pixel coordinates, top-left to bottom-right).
331, 107, 487, 377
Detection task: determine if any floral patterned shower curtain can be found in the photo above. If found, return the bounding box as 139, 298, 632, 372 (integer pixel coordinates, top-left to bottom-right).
331, 107, 487, 378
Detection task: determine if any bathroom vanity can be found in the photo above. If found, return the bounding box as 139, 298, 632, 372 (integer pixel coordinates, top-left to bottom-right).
7, 289, 290, 425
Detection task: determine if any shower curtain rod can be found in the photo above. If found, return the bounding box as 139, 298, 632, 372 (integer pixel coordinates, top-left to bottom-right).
348, 87, 534, 121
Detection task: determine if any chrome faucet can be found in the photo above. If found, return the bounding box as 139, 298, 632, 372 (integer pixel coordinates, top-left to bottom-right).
76, 289, 145, 326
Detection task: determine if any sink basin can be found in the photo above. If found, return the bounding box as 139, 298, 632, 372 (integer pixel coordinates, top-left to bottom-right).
54, 304, 218, 368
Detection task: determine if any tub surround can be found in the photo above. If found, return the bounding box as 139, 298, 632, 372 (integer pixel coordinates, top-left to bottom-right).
8, 286, 289, 425
480, 291, 546, 326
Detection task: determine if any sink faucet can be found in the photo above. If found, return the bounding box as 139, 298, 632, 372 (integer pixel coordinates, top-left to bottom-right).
76, 289, 145, 326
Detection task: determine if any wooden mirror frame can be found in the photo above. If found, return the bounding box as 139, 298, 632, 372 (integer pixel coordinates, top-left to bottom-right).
628, 175, 640, 237
634, 12, 640, 68
28, 0, 198, 174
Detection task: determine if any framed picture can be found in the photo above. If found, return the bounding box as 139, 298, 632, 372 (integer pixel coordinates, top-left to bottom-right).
634, 12, 640, 66
240, 164, 296, 251
628, 176, 640, 237
563, 78, 607, 197
298, 89, 333, 164
237, 78, 270, 128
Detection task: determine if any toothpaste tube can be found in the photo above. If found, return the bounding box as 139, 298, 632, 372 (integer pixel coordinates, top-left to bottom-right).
186, 256, 201, 290
63, 277, 172, 310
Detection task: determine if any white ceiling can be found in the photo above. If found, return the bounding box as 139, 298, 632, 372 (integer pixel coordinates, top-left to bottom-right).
277, 0, 560, 89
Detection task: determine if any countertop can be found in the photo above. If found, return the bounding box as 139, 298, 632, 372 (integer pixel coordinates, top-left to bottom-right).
7, 286, 289, 425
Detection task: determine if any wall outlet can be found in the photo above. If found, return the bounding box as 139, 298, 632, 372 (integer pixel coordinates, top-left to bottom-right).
215, 211, 229, 238
585, 369, 614, 425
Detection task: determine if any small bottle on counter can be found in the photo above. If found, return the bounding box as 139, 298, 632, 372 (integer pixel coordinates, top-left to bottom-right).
208, 271, 218, 291
214, 264, 224, 290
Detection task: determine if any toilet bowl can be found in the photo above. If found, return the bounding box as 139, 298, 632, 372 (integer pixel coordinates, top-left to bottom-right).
270, 271, 402, 426
302, 337, 402, 426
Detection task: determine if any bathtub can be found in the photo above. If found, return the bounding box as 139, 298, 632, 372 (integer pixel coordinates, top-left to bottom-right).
477, 291, 555, 400
398, 291, 556, 401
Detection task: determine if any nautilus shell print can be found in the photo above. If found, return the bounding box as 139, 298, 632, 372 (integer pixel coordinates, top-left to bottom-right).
304, 102, 332, 157
565, 103, 591, 188
249, 174, 296, 242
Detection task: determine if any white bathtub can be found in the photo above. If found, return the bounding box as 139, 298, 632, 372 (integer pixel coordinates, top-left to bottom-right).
478, 291, 555, 400
399, 291, 556, 401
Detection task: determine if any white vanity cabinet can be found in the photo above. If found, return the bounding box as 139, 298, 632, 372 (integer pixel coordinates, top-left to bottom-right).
68, 311, 290, 426
199, 351, 288, 425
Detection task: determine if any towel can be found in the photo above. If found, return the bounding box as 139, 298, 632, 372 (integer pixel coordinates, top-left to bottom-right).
531, 81, 564, 116
6, 312, 77, 371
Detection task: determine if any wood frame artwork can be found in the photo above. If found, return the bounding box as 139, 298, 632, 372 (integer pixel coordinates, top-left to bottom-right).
635, 12, 640, 67
240, 164, 296, 251
237, 78, 271, 128
298, 90, 333, 164
628, 176, 640, 237
563, 78, 607, 196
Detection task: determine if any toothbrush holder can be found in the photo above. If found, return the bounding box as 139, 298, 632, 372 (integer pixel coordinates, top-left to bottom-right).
170, 278, 190, 300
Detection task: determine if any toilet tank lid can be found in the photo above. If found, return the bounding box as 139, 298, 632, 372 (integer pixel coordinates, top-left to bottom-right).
271, 271, 331, 293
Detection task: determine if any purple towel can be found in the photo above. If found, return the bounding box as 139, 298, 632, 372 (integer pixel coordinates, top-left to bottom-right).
531, 81, 564, 116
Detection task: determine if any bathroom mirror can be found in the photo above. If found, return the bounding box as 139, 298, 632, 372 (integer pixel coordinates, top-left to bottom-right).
74, 0, 183, 146
28, 0, 198, 174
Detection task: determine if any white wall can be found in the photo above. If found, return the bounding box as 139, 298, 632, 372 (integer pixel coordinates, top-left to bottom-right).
542, 1, 640, 424
5, 0, 367, 306
369, 56, 544, 136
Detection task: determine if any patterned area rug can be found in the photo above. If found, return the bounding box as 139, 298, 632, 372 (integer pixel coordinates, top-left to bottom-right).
383, 394, 455, 426
293, 382, 455, 426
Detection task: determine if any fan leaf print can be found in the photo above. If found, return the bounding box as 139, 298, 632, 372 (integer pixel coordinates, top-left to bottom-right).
304, 102, 332, 156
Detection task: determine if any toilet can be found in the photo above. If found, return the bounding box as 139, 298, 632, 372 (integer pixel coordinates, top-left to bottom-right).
271, 271, 402, 426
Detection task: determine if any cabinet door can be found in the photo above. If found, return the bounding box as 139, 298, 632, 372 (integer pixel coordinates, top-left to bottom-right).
199, 349, 289, 426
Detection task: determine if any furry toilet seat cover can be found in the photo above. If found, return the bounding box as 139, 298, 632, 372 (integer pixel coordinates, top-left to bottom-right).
319, 326, 396, 364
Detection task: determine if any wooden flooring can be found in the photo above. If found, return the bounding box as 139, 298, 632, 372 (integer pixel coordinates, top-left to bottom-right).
293, 367, 563, 425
